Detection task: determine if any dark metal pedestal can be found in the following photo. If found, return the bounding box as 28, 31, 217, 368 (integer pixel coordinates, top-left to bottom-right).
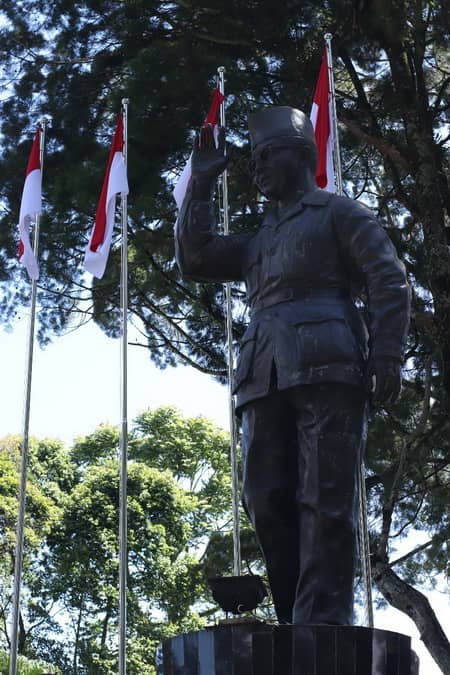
156, 622, 419, 674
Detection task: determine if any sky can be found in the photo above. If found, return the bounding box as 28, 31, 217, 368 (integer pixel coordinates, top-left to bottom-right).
0, 316, 229, 444
0, 316, 448, 674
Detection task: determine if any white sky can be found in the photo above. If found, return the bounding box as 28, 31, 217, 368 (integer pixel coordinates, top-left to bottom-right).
0, 316, 228, 443
0, 317, 448, 673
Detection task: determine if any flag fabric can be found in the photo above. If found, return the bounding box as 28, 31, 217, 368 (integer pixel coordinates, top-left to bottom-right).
310, 48, 337, 193
84, 114, 129, 279
173, 88, 225, 211
18, 128, 42, 280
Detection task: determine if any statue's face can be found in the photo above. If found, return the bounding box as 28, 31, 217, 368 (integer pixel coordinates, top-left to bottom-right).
251, 142, 303, 202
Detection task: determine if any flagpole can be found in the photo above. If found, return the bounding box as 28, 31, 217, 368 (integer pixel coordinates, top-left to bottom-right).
324, 33, 343, 196
324, 33, 374, 628
358, 441, 374, 627
217, 66, 241, 577
9, 118, 47, 675
118, 98, 129, 675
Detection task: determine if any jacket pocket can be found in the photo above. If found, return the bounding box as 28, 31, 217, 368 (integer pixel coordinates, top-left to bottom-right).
295, 318, 360, 367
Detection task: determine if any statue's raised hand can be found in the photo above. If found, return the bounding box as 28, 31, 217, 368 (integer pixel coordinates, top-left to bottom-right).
191, 124, 229, 196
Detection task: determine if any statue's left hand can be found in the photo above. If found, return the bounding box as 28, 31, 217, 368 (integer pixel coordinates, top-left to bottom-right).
367, 357, 402, 406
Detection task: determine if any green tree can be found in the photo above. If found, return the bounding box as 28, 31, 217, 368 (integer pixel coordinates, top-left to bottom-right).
47, 457, 200, 673
0, 0, 448, 380
0, 0, 448, 670
0, 650, 60, 674
0, 409, 259, 673
53, 408, 259, 673
0, 436, 73, 669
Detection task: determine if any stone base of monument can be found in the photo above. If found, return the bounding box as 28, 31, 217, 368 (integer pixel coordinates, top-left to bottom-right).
156, 621, 419, 674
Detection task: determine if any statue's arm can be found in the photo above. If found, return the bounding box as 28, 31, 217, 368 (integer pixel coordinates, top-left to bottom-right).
175, 125, 249, 282
175, 181, 249, 282
334, 198, 411, 404
334, 197, 411, 361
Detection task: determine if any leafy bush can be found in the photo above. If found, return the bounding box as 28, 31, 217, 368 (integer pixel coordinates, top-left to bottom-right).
0, 651, 60, 674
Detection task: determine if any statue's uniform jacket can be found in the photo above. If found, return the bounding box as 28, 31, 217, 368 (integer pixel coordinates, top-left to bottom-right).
176, 187, 410, 409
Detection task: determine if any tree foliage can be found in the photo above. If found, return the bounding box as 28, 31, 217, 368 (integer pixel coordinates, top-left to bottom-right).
0, 436, 73, 669
0, 0, 448, 379
0, 408, 262, 674
0, 650, 60, 674
0, 0, 449, 671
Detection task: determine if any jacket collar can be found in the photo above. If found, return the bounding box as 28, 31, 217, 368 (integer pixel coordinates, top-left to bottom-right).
263, 189, 333, 228
302, 189, 333, 206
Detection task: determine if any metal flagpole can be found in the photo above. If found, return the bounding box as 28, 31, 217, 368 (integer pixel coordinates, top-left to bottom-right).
358, 441, 374, 627
118, 98, 129, 675
217, 66, 241, 577
324, 33, 344, 196
9, 118, 47, 675
324, 33, 374, 627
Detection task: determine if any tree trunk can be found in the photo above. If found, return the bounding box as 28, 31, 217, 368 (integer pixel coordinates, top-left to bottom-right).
373, 558, 450, 674
100, 596, 112, 650
73, 599, 84, 675
18, 611, 26, 655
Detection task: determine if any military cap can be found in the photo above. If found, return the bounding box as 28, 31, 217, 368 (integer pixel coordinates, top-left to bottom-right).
248, 106, 317, 152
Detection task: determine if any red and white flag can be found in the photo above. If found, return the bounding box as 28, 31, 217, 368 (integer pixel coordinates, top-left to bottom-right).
173, 88, 225, 210
84, 114, 129, 279
310, 48, 336, 193
18, 128, 42, 280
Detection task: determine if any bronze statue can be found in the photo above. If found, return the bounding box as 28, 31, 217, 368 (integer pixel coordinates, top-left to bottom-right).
175, 107, 410, 625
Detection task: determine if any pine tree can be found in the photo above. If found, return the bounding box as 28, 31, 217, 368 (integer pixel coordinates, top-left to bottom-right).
0, 2, 448, 670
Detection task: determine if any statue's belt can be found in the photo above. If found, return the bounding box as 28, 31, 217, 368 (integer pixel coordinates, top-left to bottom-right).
250, 287, 351, 314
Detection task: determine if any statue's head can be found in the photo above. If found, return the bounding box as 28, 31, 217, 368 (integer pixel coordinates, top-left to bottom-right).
248, 106, 318, 202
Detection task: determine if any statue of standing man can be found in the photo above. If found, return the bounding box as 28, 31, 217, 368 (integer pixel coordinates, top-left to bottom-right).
175, 107, 410, 625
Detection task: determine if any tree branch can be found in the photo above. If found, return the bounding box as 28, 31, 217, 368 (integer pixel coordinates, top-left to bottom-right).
339, 115, 410, 171
390, 538, 433, 568
372, 559, 450, 674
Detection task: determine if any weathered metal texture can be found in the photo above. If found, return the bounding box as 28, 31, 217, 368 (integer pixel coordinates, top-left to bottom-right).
156, 623, 419, 675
